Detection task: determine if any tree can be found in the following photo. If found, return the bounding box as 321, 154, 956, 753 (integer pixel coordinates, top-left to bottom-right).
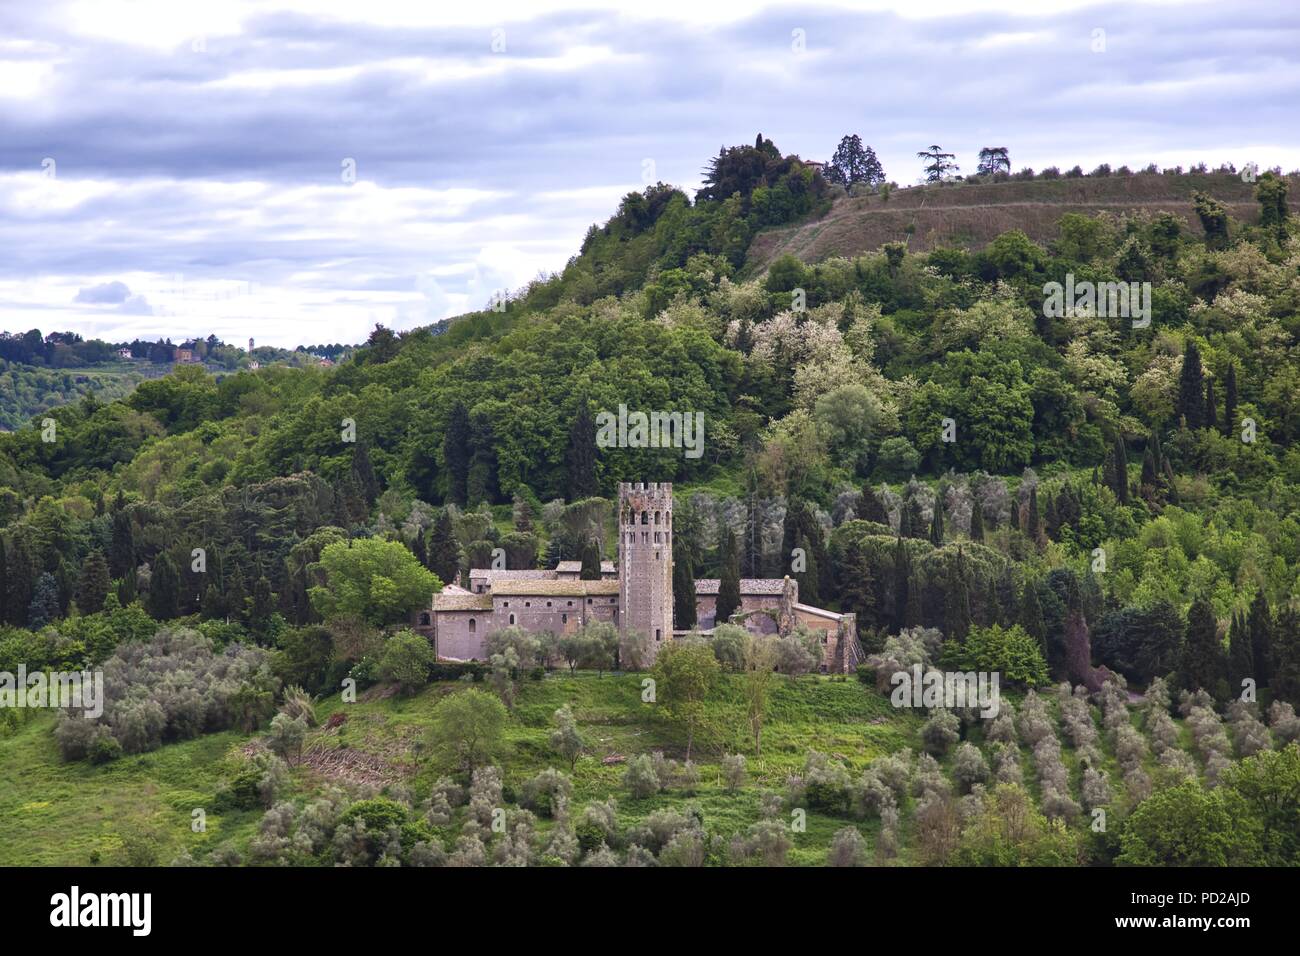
109, 510, 135, 578
77, 551, 111, 616
309, 538, 440, 626
351, 442, 380, 507
672, 540, 697, 630
466, 409, 499, 506
567, 404, 599, 500
826, 134, 885, 189
976, 146, 1011, 176
1180, 596, 1227, 700
969, 503, 984, 542
929, 501, 945, 545
1191, 190, 1230, 249
1254, 171, 1289, 235
147, 553, 181, 620
443, 402, 471, 506
1223, 361, 1238, 436
1247, 590, 1273, 688
426, 508, 460, 585
28, 572, 60, 629
651, 639, 720, 760
428, 689, 507, 772
579, 539, 602, 580
716, 529, 742, 625
917, 145, 959, 182
266, 713, 307, 766
742, 634, 779, 756
550, 704, 585, 771
1118, 779, 1257, 866
379, 630, 435, 694
1178, 340, 1206, 429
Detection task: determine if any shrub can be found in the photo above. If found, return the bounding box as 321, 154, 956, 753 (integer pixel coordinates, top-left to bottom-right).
922, 709, 960, 756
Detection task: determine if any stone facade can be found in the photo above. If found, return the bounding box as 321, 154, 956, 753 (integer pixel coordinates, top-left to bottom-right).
418, 481, 860, 672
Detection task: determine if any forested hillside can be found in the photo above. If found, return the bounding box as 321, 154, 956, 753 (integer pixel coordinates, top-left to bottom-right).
2, 136, 1300, 867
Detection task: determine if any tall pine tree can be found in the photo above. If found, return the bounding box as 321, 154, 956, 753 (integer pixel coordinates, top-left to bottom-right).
716, 529, 742, 625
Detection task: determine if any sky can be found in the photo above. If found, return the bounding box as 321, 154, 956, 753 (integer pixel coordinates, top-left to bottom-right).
0, 0, 1297, 348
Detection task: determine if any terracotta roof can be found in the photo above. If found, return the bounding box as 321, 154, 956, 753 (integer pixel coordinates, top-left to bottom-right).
492, 579, 621, 597
554, 560, 616, 573
694, 577, 790, 595
433, 593, 493, 611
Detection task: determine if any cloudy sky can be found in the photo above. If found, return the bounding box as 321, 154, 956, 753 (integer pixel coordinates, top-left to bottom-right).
1, 0, 1296, 347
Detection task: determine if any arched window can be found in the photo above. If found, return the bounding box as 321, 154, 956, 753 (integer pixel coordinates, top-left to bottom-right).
468, 618, 477, 633
508, 613, 516, 626
419, 612, 431, 626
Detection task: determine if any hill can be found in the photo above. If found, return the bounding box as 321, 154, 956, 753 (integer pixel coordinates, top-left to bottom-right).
746, 171, 1300, 273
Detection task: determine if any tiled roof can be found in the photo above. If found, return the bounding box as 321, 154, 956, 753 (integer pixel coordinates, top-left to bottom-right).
694, 577, 790, 595
433, 593, 493, 611
468, 568, 557, 581
554, 560, 616, 573
491, 579, 621, 597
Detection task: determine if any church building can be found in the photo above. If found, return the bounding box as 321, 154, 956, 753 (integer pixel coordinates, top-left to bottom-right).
415, 482, 862, 673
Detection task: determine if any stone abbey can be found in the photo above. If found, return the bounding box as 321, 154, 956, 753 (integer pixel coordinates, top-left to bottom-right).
416, 482, 862, 672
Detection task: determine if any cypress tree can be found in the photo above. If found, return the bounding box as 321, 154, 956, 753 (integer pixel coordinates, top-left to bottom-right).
1044, 494, 1059, 540
110, 510, 135, 578
946, 547, 972, 642
1177, 340, 1206, 430
77, 551, 111, 616
443, 401, 471, 506
226, 563, 248, 624
1020, 580, 1047, 652
466, 410, 499, 506
251, 575, 276, 636
892, 536, 910, 630
898, 501, 914, 539
904, 570, 923, 629
147, 552, 181, 620
1227, 611, 1254, 692
566, 404, 599, 501
0, 536, 8, 625
929, 501, 944, 546
1271, 602, 1300, 706
860, 484, 888, 525
1204, 378, 1218, 432
1180, 596, 1226, 700
1026, 486, 1041, 542
427, 508, 460, 585
4, 537, 34, 626
351, 442, 380, 506
969, 503, 984, 542
716, 529, 742, 625
1223, 362, 1238, 437
579, 539, 602, 580
983, 577, 1002, 627
1112, 434, 1130, 503
672, 540, 696, 630
840, 543, 877, 632
118, 565, 138, 605
1247, 589, 1273, 687
796, 533, 821, 607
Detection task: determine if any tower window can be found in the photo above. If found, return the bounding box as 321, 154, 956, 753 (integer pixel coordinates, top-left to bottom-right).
562, 613, 568, 624
468, 618, 476, 633
655, 629, 661, 641
655, 551, 661, 560
508, 613, 516, 626
546, 601, 552, 607
641, 511, 648, 524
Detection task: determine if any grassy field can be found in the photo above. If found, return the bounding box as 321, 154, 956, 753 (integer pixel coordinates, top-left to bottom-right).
0, 671, 929, 866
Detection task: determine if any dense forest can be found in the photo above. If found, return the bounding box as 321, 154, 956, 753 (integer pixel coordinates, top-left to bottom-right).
2, 135, 1300, 867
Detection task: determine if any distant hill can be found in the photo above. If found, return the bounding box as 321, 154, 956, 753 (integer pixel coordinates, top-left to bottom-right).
745, 171, 1300, 274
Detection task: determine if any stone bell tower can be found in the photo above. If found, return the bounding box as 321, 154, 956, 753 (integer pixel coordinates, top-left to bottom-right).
618, 482, 674, 663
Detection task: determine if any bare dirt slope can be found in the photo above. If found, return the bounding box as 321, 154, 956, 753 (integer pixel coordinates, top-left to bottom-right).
744, 173, 1298, 274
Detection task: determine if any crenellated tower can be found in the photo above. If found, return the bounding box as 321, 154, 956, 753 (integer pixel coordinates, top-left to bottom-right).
618, 481, 674, 663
